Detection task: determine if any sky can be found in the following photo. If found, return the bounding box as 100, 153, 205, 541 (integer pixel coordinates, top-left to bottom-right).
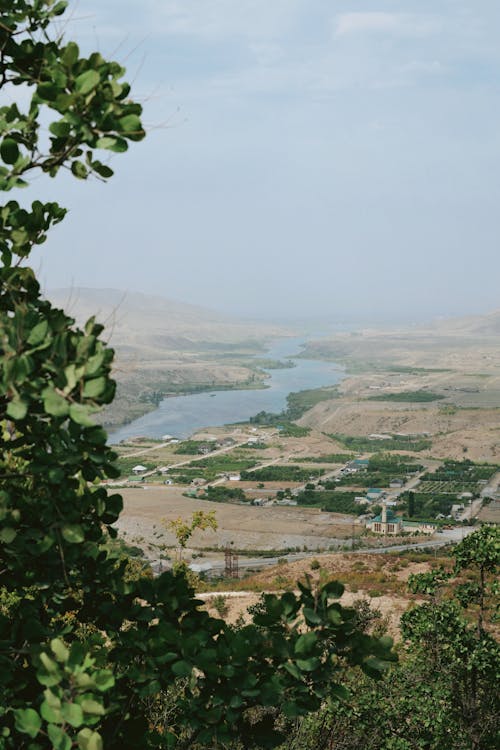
25, 1, 500, 322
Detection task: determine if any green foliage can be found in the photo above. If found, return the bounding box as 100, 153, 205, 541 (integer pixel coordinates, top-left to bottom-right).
241, 466, 324, 482
366, 390, 445, 402
421, 459, 498, 484
296, 490, 366, 515
298, 453, 355, 463
285, 386, 340, 419
330, 433, 432, 452
398, 490, 457, 519
203, 485, 247, 503
279, 527, 500, 750
164, 510, 218, 550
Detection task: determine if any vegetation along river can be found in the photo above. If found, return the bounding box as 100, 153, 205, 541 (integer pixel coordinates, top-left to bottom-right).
109, 338, 343, 443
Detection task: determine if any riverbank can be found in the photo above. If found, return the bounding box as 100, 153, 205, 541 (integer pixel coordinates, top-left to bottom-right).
108, 338, 344, 444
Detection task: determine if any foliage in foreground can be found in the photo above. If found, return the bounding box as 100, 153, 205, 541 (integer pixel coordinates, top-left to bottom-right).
0, 4, 395, 749
276, 525, 499, 750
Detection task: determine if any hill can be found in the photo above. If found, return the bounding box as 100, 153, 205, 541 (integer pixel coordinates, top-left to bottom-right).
45, 288, 292, 430
47, 287, 285, 355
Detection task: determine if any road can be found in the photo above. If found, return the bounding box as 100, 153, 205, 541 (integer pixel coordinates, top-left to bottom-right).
152, 525, 477, 577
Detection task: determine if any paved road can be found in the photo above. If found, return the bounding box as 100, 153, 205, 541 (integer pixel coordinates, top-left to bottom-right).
150, 525, 477, 576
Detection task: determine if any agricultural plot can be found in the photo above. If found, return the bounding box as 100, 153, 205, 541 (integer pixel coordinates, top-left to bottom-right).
295, 490, 366, 515
240, 466, 325, 482
417, 481, 478, 494
420, 459, 498, 483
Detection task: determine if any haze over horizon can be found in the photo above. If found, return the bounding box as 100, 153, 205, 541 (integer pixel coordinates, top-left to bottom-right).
27, 1, 500, 322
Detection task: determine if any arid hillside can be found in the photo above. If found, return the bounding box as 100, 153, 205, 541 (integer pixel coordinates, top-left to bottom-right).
47, 287, 292, 429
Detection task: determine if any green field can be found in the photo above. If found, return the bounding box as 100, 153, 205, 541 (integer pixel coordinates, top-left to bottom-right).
366, 390, 445, 403
329, 434, 432, 452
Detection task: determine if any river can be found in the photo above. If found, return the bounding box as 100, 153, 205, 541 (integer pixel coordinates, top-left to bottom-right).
109, 337, 342, 444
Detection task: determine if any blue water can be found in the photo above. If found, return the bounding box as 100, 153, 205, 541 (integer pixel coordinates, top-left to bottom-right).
109, 337, 342, 443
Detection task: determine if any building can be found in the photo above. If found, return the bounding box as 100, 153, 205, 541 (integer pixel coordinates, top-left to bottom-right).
390, 478, 404, 488
132, 464, 147, 474
366, 504, 436, 535
366, 506, 403, 535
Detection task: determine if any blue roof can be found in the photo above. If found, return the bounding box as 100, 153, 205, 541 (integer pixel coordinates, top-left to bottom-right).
371, 509, 400, 523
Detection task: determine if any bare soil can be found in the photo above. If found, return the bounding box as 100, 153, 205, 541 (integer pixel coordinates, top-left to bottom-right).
116, 487, 361, 555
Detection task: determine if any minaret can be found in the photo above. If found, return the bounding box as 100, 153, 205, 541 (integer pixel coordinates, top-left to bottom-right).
381, 502, 387, 534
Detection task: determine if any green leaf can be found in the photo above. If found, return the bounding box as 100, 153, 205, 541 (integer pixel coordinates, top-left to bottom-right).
172, 660, 193, 677
329, 683, 350, 701
62, 42, 79, 67
83, 377, 106, 399
6, 399, 27, 420
37, 82, 59, 101
75, 70, 100, 95
51, 638, 69, 663
294, 632, 317, 656
118, 114, 142, 134
49, 121, 72, 138
296, 657, 320, 672
98, 136, 128, 153
14, 709, 42, 738
77, 728, 103, 750
92, 162, 114, 178
61, 702, 84, 728
27, 319, 49, 345
42, 388, 69, 417
1, 138, 19, 164
40, 652, 59, 673
71, 161, 88, 179
40, 700, 62, 724
283, 662, 302, 680
61, 525, 85, 544
327, 606, 342, 625
322, 580, 344, 598
48, 724, 71, 750
303, 607, 322, 625
94, 670, 115, 691
80, 699, 105, 716
69, 403, 95, 426
0, 527, 17, 543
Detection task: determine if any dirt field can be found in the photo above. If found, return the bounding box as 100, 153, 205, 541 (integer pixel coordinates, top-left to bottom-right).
116, 487, 361, 555
199, 552, 438, 638
297, 326, 500, 461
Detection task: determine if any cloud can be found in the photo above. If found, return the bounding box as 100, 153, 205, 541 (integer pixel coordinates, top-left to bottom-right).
334, 12, 439, 38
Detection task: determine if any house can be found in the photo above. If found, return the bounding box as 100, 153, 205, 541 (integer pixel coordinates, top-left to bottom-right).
403, 520, 436, 534
354, 496, 370, 505
190, 477, 206, 487
228, 474, 241, 482
349, 459, 369, 470
132, 464, 147, 475
367, 488, 385, 501
390, 478, 404, 488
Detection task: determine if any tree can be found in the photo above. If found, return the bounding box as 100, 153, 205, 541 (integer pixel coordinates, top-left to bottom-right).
166, 511, 218, 560
283, 526, 499, 750
0, 4, 396, 749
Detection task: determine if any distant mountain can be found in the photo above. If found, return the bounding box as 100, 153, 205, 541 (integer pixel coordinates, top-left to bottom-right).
426, 309, 500, 337
46, 287, 288, 355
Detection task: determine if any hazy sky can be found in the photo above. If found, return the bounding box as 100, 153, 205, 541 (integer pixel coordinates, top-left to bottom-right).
26, 1, 500, 322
